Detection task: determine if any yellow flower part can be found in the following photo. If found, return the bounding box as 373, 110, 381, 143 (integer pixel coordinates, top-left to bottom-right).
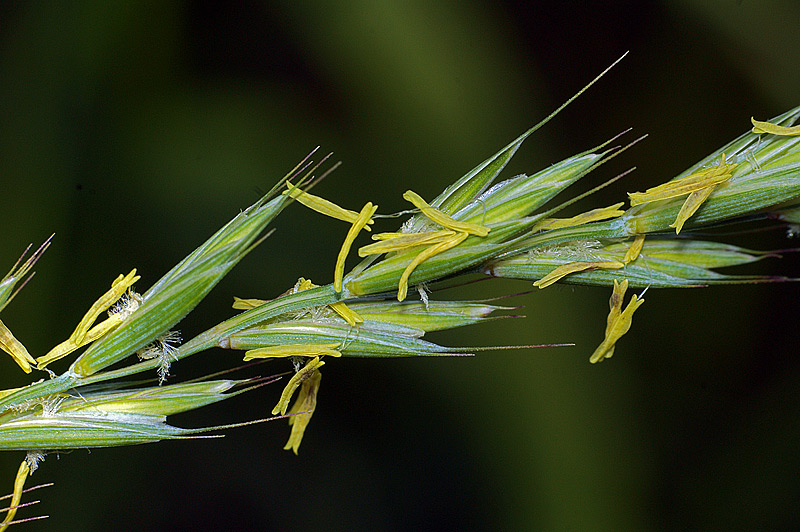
36, 314, 124, 369
283, 369, 321, 455
273, 356, 325, 416
669, 186, 715, 234
283, 181, 374, 230
376, 191, 490, 301
0, 386, 23, 401
533, 260, 625, 289
590, 279, 645, 363
623, 234, 645, 264
295, 278, 316, 291
402, 190, 490, 237
231, 296, 267, 310
292, 278, 362, 325
358, 230, 456, 257
596, 278, 628, 362
328, 301, 364, 326
335, 203, 378, 292
234, 277, 363, 325
0, 460, 30, 532
628, 155, 736, 206
751, 117, 800, 136
243, 343, 342, 361
629, 154, 736, 234
397, 231, 468, 302
532, 203, 626, 232
0, 319, 35, 373
0, 321, 36, 373
71, 269, 140, 345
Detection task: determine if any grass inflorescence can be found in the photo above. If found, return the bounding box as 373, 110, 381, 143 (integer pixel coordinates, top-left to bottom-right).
1, 57, 799, 527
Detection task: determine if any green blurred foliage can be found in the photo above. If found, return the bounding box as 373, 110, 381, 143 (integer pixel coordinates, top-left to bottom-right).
1, 1, 798, 531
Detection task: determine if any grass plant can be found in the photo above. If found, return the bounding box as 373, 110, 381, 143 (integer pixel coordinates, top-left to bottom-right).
1, 57, 798, 528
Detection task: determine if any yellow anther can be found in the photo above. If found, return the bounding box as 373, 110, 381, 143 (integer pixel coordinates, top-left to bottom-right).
628, 156, 735, 206
335, 202, 378, 293
532, 203, 626, 232
533, 260, 625, 289
397, 232, 468, 301
232, 297, 267, 310
71, 269, 139, 345
403, 190, 490, 236
670, 186, 715, 234
272, 356, 325, 415
358, 230, 457, 257
283, 369, 321, 455
751, 117, 800, 136
629, 154, 736, 234
0, 460, 30, 532
0, 387, 23, 401
37, 314, 124, 369
0, 319, 35, 373
623, 235, 645, 264
329, 301, 364, 325
590, 279, 644, 363
283, 181, 374, 230
243, 343, 342, 361
375, 191, 490, 301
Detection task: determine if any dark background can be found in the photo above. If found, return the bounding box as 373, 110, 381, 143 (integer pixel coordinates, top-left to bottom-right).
1, 1, 799, 531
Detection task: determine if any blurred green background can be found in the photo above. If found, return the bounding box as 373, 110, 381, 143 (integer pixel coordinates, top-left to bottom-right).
1, 1, 799, 531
